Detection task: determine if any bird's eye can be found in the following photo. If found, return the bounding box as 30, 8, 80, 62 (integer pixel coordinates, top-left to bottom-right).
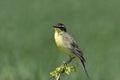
59, 25, 63, 27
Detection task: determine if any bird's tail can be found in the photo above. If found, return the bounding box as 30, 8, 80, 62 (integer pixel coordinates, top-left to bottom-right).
80, 60, 91, 80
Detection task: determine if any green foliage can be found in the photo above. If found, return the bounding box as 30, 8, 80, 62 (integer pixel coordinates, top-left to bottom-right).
50, 64, 76, 80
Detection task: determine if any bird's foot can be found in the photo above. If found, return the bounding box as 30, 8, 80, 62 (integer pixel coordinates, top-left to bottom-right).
62, 57, 75, 65
62, 61, 68, 65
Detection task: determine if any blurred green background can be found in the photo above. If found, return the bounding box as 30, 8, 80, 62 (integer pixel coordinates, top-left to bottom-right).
0, 0, 120, 80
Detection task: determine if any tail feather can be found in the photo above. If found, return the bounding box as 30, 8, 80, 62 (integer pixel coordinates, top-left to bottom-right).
81, 60, 91, 80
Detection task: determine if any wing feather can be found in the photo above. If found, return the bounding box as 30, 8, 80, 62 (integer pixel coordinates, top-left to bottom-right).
61, 32, 85, 62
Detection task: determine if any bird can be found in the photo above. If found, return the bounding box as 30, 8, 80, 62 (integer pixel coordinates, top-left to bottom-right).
53, 23, 91, 80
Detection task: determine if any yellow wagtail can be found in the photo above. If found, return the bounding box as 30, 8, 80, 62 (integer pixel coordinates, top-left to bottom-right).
53, 23, 90, 80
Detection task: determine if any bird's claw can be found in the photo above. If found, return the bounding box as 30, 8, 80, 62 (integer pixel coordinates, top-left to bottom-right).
62, 61, 68, 65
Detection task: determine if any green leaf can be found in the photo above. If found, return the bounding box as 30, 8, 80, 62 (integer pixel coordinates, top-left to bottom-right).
50, 64, 76, 79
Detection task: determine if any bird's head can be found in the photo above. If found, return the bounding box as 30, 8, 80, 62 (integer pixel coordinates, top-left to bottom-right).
53, 23, 67, 32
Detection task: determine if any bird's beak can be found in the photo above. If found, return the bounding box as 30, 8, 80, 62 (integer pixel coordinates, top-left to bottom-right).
53, 25, 56, 28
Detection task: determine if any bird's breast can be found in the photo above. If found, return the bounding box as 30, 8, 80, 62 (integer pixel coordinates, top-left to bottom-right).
54, 32, 64, 47
54, 32, 71, 50
54, 32, 76, 57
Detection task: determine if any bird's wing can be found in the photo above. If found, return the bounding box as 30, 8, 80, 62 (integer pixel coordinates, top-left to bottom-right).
62, 33, 90, 80
71, 41, 91, 80
71, 41, 86, 62
62, 32, 86, 62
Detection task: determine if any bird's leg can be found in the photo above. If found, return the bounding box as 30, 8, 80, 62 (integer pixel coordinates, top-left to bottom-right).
63, 57, 75, 65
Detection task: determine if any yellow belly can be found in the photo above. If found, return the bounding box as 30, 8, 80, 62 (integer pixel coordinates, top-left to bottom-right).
54, 32, 74, 57
54, 31, 80, 60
